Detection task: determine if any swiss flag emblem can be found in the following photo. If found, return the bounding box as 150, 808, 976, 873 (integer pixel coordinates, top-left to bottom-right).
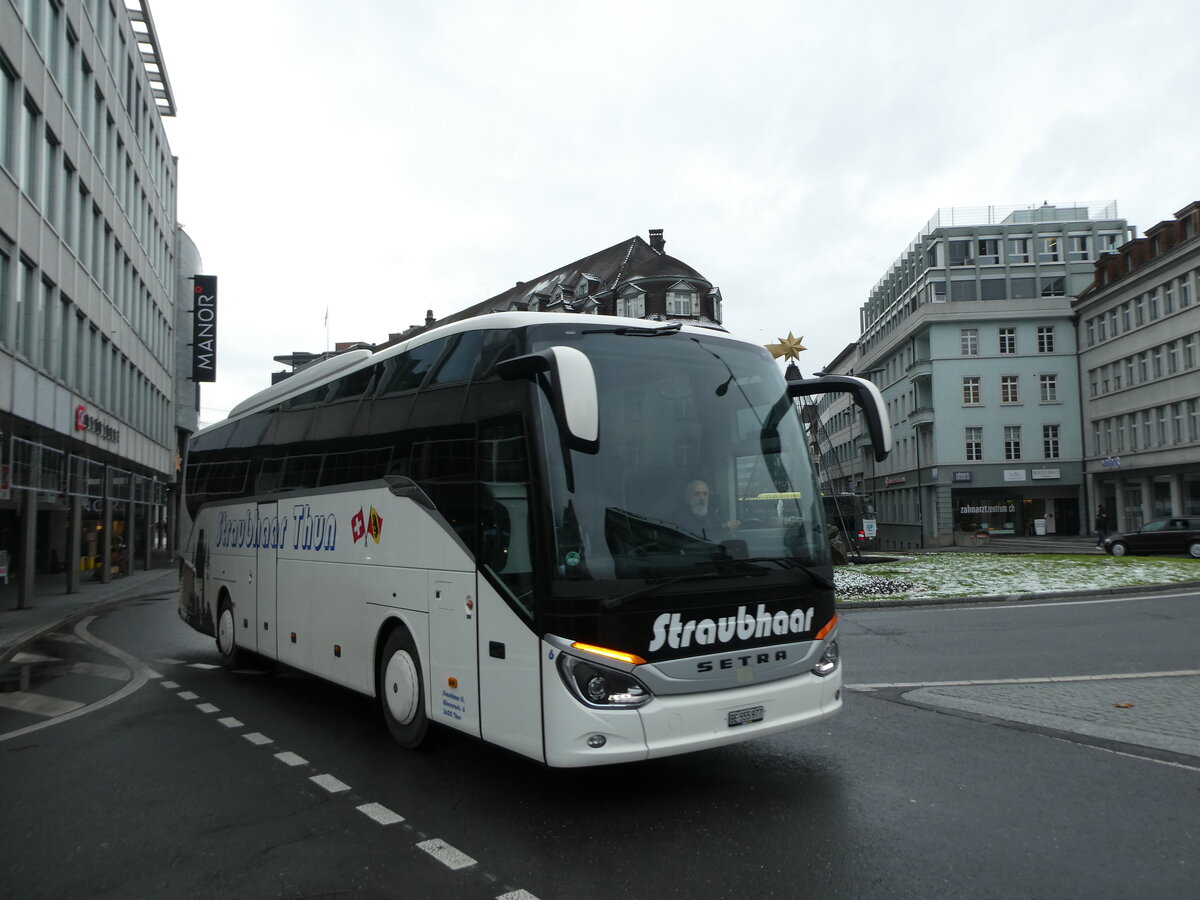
351, 508, 366, 544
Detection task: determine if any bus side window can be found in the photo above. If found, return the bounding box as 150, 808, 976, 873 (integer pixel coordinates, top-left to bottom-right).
411, 433, 477, 554
380, 339, 448, 395
478, 420, 534, 615
427, 331, 484, 386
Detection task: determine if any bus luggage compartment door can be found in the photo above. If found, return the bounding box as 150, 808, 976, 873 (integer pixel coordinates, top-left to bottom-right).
429, 571, 480, 737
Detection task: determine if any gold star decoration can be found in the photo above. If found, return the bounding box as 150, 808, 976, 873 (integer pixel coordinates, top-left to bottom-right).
765, 331, 807, 361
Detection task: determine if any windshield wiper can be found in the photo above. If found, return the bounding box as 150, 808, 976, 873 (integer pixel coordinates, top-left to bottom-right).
740, 557, 835, 589
601, 566, 769, 611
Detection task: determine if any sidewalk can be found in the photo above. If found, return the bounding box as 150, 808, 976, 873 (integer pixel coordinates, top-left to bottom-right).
0, 563, 178, 662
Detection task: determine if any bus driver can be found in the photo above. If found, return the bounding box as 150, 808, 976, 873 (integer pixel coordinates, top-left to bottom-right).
682, 480, 740, 539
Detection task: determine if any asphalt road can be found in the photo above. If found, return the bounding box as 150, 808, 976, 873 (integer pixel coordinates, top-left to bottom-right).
1, 587, 1197, 899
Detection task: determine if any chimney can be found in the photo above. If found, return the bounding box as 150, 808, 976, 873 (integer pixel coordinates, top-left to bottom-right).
425, 309, 435, 326
649, 229, 665, 253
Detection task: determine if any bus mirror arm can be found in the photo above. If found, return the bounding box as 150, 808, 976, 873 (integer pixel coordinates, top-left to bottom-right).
385, 476, 436, 511
787, 375, 892, 463
496, 348, 600, 454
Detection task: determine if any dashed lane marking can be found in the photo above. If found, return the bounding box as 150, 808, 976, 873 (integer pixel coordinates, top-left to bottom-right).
311, 773, 351, 793
218, 716, 243, 728
417, 838, 477, 870
275, 751, 307, 767
196, 703, 220, 714
357, 802, 404, 825
242, 732, 273, 746
188, 663, 220, 670
497, 891, 541, 900
159, 681, 179, 689
176, 691, 199, 700
0, 691, 86, 717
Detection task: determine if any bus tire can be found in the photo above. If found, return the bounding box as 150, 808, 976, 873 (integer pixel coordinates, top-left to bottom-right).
216, 593, 242, 667
378, 627, 429, 749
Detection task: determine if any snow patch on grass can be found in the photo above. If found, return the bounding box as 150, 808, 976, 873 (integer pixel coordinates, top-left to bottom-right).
836, 553, 1199, 602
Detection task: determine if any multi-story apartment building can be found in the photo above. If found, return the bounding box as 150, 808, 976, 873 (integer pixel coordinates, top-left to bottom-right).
1, 1, 196, 603
1074, 202, 1200, 531
818, 203, 1129, 549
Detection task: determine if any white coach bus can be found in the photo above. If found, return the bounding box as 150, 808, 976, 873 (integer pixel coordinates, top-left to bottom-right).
179, 312, 889, 767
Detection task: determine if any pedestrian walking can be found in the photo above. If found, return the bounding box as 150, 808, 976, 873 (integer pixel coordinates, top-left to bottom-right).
1094, 505, 1109, 546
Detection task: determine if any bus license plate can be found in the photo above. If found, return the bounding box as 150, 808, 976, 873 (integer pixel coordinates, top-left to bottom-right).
727, 705, 764, 727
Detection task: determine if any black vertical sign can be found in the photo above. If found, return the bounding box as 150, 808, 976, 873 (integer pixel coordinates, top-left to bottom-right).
192, 275, 218, 382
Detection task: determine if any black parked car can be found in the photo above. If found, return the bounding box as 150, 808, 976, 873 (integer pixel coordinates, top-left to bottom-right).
1103, 516, 1200, 558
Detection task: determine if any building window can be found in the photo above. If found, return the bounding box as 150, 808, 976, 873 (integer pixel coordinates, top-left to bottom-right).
1001, 375, 1019, 404
1004, 425, 1022, 460
1039, 374, 1058, 402
1068, 235, 1091, 261
998, 327, 1016, 354
1099, 233, 1121, 254
1153, 346, 1165, 379
928, 281, 946, 303
1043, 424, 1060, 459
1189, 398, 1200, 442
1008, 237, 1030, 264
950, 281, 976, 301
1136, 294, 1147, 325
1168, 341, 1180, 374
980, 278, 1006, 300
1165, 281, 1176, 314
962, 376, 981, 405
1185, 334, 1198, 369
1011, 277, 1037, 300
960, 328, 978, 355
1039, 236, 1060, 262
1149, 289, 1160, 320
965, 426, 983, 461
948, 240, 973, 266
1040, 276, 1066, 297
1120, 303, 1132, 332
668, 290, 694, 317
1181, 274, 1193, 308
1037, 326, 1055, 353
977, 239, 1000, 265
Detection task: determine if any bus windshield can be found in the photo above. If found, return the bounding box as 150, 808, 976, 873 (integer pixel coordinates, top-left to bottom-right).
529, 325, 829, 609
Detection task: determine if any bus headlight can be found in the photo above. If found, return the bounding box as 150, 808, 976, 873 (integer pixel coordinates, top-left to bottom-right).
811, 640, 839, 677
558, 654, 652, 709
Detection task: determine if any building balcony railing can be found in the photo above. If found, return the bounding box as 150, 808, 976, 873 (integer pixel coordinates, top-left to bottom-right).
908, 406, 935, 426
907, 359, 932, 380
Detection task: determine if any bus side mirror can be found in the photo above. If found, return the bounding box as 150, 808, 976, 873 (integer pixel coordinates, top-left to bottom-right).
787, 375, 892, 462
497, 346, 599, 453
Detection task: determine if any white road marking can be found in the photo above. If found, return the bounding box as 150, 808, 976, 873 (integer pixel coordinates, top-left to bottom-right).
848, 669, 1200, 691
910, 590, 1200, 613
176, 691, 199, 700
188, 663, 220, 670
357, 802, 404, 825
1, 617, 154, 744
417, 839, 477, 870
10, 652, 59, 664
45, 632, 86, 644
311, 773, 350, 793
196, 703, 219, 714
0, 691, 86, 717
497, 891, 541, 900
156, 658, 186, 665
217, 717, 243, 729
160, 681, 179, 689
71, 661, 131, 681
275, 751, 307, 767
243, 732, 273, 746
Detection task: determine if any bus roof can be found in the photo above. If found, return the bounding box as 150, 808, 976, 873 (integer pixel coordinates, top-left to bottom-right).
202, 312, 730, 435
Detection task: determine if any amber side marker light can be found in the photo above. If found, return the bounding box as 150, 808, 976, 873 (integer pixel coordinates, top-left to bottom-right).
814, 613, 838, 642
571, 642, 646, 666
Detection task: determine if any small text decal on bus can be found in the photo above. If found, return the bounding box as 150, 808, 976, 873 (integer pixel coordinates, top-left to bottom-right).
648, 604, 816, 652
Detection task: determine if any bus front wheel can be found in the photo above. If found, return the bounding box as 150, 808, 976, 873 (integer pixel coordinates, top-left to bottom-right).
379, 628, 429, 749
216, 595, 242, 666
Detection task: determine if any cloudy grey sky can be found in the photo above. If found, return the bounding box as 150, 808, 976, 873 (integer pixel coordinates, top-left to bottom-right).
147, 0, 1200, 424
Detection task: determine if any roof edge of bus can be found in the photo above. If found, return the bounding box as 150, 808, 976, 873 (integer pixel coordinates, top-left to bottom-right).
205, 312, 730, 433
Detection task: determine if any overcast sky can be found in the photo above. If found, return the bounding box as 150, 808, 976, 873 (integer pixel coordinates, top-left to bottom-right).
147, 0, 1200, 425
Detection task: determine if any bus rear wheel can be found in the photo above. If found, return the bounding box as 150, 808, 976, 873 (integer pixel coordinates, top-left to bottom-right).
379, 628, 429, 749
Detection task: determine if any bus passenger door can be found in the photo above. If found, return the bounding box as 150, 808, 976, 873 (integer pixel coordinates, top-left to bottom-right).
429, 571, 480, 737
257, 502, 279, 658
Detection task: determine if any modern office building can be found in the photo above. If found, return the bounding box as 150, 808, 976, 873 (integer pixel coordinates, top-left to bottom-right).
818, 203, 1130, 548
1, 0, 195, 604
1074, 202, 1200, 530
